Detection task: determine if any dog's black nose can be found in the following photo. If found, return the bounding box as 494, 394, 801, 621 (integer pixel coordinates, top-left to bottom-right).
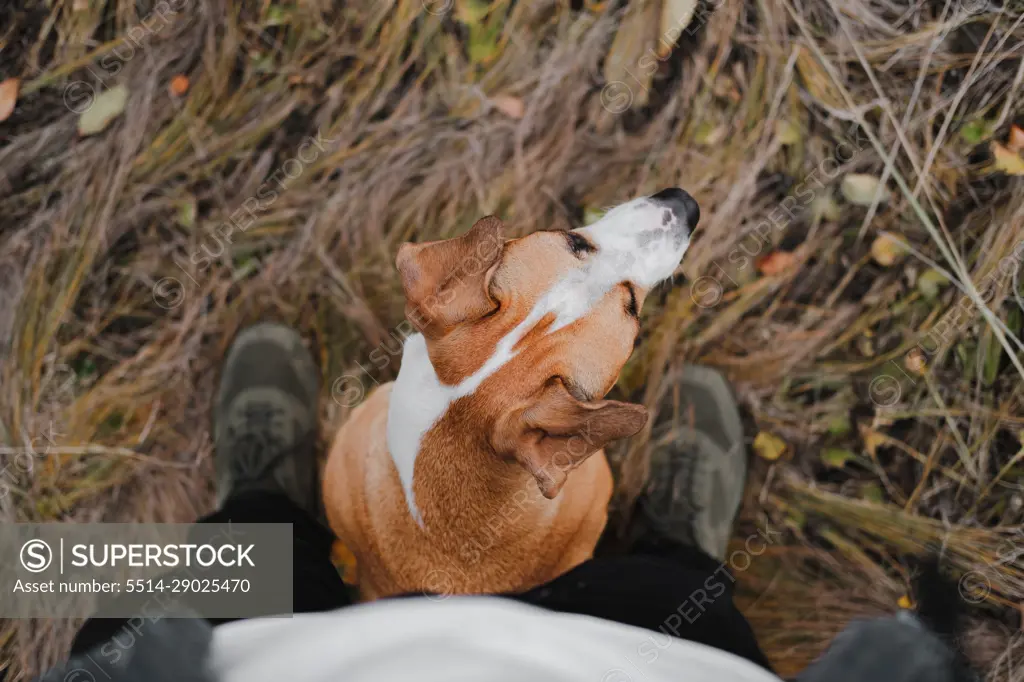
651, 187, 700, 228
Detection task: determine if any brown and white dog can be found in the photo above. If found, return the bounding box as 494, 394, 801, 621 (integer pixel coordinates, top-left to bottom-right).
323, 188, 700, 600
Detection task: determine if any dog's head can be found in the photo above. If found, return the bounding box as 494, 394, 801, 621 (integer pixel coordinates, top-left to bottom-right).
397, 189, 699, 498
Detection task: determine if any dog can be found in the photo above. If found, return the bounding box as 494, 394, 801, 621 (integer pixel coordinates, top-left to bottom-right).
323, 188, 701, 600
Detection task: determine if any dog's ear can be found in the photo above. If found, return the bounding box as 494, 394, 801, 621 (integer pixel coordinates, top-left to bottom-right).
493, 380, 648, 498
396, 216, 505, 339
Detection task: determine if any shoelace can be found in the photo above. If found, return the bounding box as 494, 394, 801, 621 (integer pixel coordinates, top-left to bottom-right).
225, 402, 288, 483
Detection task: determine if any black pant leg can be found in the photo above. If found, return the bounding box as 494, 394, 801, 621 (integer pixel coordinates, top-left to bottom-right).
71, 492, 351, 656
198, 491, 352, 618
505, 536, 772, 671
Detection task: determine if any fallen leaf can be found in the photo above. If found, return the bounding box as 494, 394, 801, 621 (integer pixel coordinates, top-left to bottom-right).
904, 349, 926, 375
455, 0, 489, 23
693, 121, 726, 146
77, 84, 129, 137
458, 0, 502, 66
860, 425, 886, 457
659, 0, 699, 57
755, 250, 797, 276
841, 173, 889, 206
825, 413, 851, 436
898, 594, 913, 609
753, 431, 788, 461
491, 94, 524, 119
178, 199, 197, 228
169, 74, 190, 96
795, 47, 845, 109
785, 507, 806, 531
917, 268, 948, 300
0, 78, 19, 122
583, 207, 606, 225
960, 119, 992, 145
774, 119, 801, 146
1008, 125, 1024, 154
265, 5, 289, 26
991, 141, 1024, 176
331, 539, 358, 585
603, 0, 659, 110
821, 447, 856, 468
857, 335, 875, 358
870, 232, 905, 267
810, 192, 841, 222
862, 483, 885, 504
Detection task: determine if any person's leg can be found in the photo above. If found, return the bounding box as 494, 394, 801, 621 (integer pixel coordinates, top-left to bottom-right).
507, 366, 772, 670
72, 323, 351, 656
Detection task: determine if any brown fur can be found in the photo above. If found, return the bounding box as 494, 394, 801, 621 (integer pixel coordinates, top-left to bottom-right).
323, 217, 652, 600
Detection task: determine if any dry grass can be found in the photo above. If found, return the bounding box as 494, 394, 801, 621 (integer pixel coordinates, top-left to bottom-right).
2, 0, 1023, 678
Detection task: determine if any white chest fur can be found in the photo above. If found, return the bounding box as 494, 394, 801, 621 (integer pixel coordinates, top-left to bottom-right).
386, 197, 691, 525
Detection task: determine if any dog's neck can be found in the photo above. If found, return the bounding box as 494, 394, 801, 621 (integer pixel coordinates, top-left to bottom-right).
387, 332, 540, 528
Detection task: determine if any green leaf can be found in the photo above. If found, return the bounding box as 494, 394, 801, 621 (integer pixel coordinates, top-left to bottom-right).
862, 483, 885, 504
785, 507, 806, 531
917, 268, 948, 300
956, 341, 975, 375
825, 413, 851, 436
75, 357, 97, 381
265, 5, 289, 26
983, 332, 1002, 387
821, 447, 856, 468
1007, 306, 1021, 338
77, 84, 128, 136
178, 199, 196, 228
459, 0, 502, 67
960, 119, 992, 145
583, 207, 606, 225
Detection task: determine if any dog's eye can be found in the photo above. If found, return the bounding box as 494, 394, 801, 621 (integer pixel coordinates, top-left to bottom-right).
565, 231, 596, 258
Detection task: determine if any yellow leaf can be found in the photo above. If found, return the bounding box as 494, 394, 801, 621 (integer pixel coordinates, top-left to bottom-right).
842, 173, 889, 206
77, 84, 129, 137
583, 207, 606, 225
775, 119, 801, 146
870, 233, 904, 267
0, 78, 19, 122
753, 431, 788, 461
990, 141, 1024, 176
693, 121, 726, 145
860, 425, 886, 457
897, 594, 913, 609
491, 94, 524, 119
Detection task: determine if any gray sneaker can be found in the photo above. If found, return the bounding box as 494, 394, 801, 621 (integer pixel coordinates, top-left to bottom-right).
213, 323, 321, 516
636, 365, 748, 561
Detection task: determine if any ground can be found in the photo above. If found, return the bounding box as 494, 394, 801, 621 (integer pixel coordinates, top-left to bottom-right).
1, 0, 1023, 678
